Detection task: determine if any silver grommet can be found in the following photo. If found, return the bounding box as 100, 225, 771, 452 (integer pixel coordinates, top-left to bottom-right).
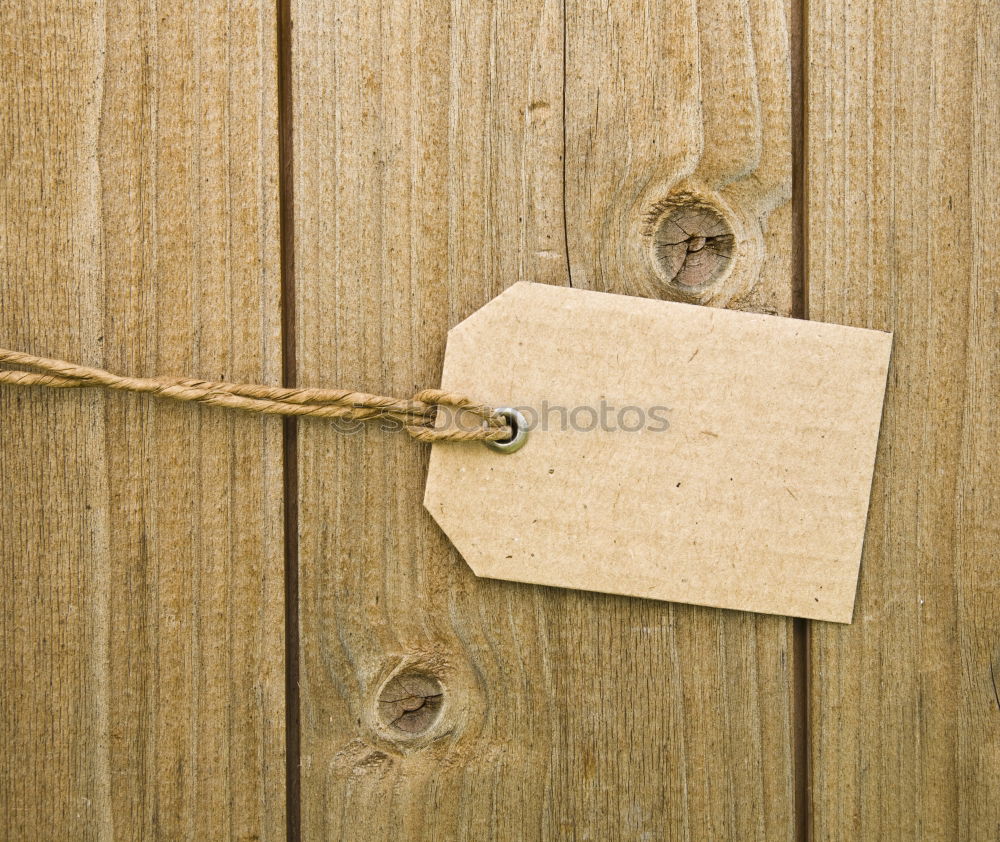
485, 407, 529, 454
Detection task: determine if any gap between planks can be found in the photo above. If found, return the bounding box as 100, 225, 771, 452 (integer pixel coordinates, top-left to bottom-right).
276, 0, 301, 836
791, 0, 812, 838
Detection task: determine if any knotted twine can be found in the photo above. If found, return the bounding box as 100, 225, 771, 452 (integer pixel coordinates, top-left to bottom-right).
0, 348, 511, 442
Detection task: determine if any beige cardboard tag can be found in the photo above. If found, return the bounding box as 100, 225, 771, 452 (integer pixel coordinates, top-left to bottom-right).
425, 282, 892, 622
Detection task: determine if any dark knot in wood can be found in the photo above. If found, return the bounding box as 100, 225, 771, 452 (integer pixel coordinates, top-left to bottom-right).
647, 194, 735, 288
377, 671, 444, 735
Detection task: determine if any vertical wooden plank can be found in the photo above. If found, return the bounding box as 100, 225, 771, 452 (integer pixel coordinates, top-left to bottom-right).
560, 0, 797, 838
808, 0, 999, 837
0, 2, 285, 838
292, 0, 573, 837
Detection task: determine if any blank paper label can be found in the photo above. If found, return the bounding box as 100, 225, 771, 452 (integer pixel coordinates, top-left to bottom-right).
425, 282, 892, 622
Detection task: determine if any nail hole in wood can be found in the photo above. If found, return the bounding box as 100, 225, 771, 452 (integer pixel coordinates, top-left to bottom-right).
376, 670, 444, 736
648, 194, 735, 288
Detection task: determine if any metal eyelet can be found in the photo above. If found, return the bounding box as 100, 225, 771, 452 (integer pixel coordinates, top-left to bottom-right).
485, 407, 529, 454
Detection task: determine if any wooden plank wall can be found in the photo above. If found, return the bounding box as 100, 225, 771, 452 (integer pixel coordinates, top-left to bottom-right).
2, 0, 998, 838
807, 0, 999, 838
0, 2, 285, 839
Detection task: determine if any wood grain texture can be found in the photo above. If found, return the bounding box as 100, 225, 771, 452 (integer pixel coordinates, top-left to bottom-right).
807, 0, 1000, 837
294, 0, 796, 839
292, 0, 567, 836
565, 0, 794, 314
0, 2, 285, 838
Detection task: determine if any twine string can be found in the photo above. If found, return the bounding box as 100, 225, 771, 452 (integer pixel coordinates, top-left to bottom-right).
0, 348, 511, 443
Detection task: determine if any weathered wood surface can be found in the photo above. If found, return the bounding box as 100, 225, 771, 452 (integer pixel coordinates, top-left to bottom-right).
566, 0, 794, 315
3, 0, 997, 836
807, 1, 1000, 838
293, 0, 796, 838
0, 2, 285, 839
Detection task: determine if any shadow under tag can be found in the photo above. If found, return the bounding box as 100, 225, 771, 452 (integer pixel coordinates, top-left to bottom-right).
424, 282, 892, 623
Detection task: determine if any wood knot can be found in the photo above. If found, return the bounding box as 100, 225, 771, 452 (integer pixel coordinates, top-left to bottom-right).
376, 670, 444, 736
646, 193, 735, 288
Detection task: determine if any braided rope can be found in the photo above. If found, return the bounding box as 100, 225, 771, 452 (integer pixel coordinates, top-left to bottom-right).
0, 348, 511, 442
